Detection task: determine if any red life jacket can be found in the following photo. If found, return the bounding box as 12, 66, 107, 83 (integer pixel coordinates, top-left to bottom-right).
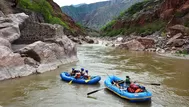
127, 87, 135, 93
75, 73, 81, 79
130, 83, 139, 90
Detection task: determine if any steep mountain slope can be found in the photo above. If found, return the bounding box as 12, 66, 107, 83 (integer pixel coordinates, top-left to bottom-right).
102, 0, 189, 37
46, 0, 84, 34
15, 0, 84, 35
61, 0, 143, 30
62, 1, 110, 23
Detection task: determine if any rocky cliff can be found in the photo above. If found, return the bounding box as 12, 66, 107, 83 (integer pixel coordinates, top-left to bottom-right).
0, 12, 78, 81
0, 0, 81, 81
61, 0, 143, 30
102, 0, 189, 55
102, 0, 189, 36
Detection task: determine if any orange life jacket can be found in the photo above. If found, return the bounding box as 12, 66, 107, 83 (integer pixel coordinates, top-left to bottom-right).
135, 88, 143, 93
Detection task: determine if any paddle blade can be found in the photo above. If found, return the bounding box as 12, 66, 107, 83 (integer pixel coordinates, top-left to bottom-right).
85, 80, 90, 83
150, 83, 160, 86
136, 81, 161, 86
87, 90, 99, 95
87, 88, 105, 95
68, 80, 73, 85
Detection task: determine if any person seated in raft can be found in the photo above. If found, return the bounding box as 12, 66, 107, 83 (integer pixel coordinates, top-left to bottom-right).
113, 76, 131, 87
74, 71, 81, 79
80, 68, 85, 76
112, 81, 121, 88
125, 76, 131, 85
70, 68, 77, 76
83, 70, 90, 79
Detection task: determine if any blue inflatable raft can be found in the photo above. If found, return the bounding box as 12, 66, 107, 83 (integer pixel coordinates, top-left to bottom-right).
60, 72, 101, 84
104, 75, 152, 102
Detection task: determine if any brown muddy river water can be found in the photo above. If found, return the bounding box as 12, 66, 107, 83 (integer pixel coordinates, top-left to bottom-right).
0, 44, 189, 107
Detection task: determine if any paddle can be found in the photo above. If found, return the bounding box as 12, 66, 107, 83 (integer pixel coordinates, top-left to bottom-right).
87, 77, 124, 96
68, 79, 73, 85
87, 88, 105, 95
136, 81, 161, 86
87, 80, 124, 96
85, 79, 90, 83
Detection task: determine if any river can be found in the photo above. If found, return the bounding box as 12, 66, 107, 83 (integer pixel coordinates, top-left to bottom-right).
0, 44, 189, 107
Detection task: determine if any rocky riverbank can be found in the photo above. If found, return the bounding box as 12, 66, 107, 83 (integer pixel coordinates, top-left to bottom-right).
92, 25, 189, 60
0, 12, 78, 81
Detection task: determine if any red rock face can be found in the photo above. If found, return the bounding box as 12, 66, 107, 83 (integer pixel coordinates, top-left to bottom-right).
161, 0, 186, 11
137, 38, 155, 48
177, 0, 189, 12
160, 0, 189, 19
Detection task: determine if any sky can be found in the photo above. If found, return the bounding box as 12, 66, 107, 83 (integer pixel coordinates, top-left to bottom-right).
53, 0, 109, 6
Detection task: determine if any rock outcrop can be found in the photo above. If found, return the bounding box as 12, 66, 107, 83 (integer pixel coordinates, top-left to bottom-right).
0, 13, 29, 42
101, 0, 189, 56
118, 38, 155, 51
0, 12, 78, 81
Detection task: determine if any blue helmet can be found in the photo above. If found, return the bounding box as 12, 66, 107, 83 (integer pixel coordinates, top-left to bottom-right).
85, 70, 88, 73
81, 68, 84, 71
72, 68, 75, 70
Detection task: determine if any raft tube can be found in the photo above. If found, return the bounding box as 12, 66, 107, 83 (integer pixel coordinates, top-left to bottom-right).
104, 75, 152, 102
60, 72, 101, 84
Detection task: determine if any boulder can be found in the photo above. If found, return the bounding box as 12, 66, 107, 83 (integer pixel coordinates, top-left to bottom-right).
172, 39, 185, 47
116, 37, 123, 42
0, 11, 5, 17
118, 38, 155, 51
69, 36, 82, 44
18, 38, 77, 63
83, 36, 94, 44
167, 33, 182, 45
156, 47, 165, 54
118, 39, 145, 51
169, 25, 189, 36
137, 38, 155, 49
0, 13, 29, 43
0, 37, 11, 48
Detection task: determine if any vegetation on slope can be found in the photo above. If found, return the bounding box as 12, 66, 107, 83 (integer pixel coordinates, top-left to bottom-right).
18, 0, 69, 29
101, 0, 166, 37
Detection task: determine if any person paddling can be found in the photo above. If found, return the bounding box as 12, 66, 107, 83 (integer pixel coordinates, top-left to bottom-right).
80, 68, 85, 76
84, 70, 90, 79
75, 71, 81, 79
112, 76, 132, 89
125, 76, 131, 85
70, 68, 76, 76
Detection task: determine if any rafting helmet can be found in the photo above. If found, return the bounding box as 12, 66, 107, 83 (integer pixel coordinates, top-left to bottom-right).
81, 68, 84, 71
85, 70, 88, 73
126, 76, 130, 78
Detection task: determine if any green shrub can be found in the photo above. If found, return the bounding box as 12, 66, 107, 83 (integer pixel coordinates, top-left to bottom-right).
18, 0, 69, 29
102, 29, 124, 37
118, 0, 150, 19
175, 11, 187, 18
102, 19, 166, 37
101, 0, 166, 37
101, 20, 116, 31
184, 21, 189, 27
137, 20, 166, 35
